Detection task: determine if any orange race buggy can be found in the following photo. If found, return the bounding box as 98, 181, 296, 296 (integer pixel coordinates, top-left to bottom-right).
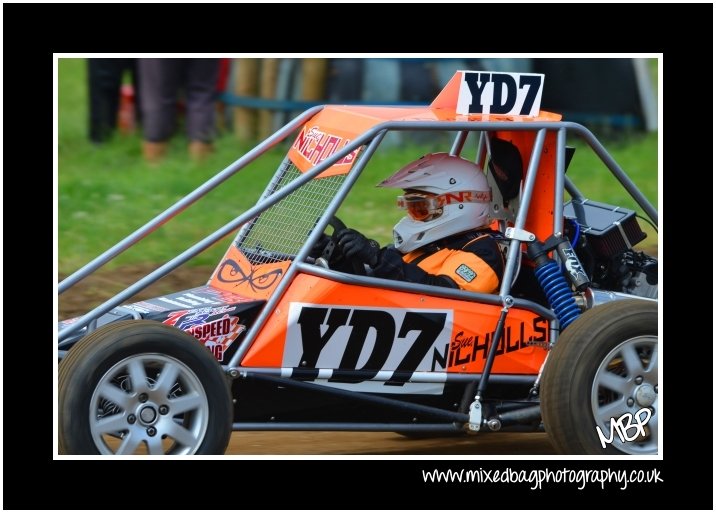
58, 71, 658, 456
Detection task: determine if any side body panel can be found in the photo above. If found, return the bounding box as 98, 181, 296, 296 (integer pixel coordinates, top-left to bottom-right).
242, 274, 549, 379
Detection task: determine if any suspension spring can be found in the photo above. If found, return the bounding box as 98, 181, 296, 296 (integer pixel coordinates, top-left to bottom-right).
534, 260, 581, 330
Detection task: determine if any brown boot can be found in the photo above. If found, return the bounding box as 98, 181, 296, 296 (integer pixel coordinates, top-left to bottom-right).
188, 140, 214, 161
143, 141, 168, 164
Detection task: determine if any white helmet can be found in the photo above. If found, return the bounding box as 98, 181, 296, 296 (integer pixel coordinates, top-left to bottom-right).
378, 153, 492, 253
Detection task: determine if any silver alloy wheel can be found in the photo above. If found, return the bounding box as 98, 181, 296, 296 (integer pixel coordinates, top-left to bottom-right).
89, 353, 209, 455
590, 335, 658, 455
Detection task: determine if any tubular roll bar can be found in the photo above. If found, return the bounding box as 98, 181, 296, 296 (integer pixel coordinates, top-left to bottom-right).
58, 108, 658, 345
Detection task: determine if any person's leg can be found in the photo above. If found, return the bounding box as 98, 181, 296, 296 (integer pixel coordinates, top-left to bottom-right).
88, 58, 124, 143
184, 58, 220, 159
138, 58, 181, 161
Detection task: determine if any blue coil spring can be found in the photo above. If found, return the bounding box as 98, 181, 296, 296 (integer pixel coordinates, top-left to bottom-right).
534, 260, 581, 330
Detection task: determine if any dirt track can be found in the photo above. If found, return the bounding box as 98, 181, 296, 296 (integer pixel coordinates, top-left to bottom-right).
226, 431, 556, 455
58, 264, 219, 320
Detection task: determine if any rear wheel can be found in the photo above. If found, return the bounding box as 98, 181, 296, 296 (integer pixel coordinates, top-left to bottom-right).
59, 320, 233, 455
540, 299, 658, 455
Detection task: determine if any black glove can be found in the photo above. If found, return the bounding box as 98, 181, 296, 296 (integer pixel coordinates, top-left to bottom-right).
336, 228, 380, 267
309, 232, 332, 259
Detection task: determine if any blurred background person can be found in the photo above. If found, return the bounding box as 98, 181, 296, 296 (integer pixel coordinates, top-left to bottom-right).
88, 58, 140, 144
138, 58, 220, 162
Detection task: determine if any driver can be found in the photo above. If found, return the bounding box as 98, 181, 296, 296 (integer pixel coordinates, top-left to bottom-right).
335, 152, 505, 294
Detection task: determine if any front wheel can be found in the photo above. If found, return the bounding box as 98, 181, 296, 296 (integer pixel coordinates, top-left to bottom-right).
59, 320, 233, 455
540, 299, 658, 455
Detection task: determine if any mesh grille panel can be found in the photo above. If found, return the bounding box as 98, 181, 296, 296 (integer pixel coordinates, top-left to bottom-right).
237, 159, 346, 265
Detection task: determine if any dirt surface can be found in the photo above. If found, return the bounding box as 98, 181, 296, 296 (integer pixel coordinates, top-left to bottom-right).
59, 264, 218, 320
226, 431, 555, 455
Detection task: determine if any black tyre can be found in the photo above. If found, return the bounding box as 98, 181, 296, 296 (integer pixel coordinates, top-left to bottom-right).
540, 300, 657, 455
59, 320, 233, 455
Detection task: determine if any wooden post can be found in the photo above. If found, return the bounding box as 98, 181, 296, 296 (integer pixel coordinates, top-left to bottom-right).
632, 58, 657, 132
233, 58, 259, 141
300, 58, 327, 101
273, 59, 298, 132
257, 58, 280, 139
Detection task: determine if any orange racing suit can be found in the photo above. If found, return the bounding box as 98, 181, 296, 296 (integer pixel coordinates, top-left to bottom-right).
372, 229, 505, 294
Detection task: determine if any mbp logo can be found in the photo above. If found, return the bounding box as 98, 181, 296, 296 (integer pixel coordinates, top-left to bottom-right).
595, 408, 652, 449
456, 71, 544, 117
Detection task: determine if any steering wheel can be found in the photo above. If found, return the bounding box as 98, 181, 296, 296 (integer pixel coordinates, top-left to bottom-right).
315, 216, 366, 276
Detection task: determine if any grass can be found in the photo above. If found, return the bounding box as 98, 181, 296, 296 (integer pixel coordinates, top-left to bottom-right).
58, 58, 658, 275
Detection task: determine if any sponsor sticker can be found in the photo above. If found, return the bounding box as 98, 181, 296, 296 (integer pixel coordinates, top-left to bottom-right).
455, 263, 477, 283
163, 309, 245, 362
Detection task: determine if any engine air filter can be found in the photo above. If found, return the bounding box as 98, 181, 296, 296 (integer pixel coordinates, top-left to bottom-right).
563, 199, 647, 258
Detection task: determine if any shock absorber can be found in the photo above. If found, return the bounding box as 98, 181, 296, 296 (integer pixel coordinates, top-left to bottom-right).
527, 236, 588, 330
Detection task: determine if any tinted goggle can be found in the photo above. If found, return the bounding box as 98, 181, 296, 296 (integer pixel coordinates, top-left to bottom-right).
396, 190, 491, 221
